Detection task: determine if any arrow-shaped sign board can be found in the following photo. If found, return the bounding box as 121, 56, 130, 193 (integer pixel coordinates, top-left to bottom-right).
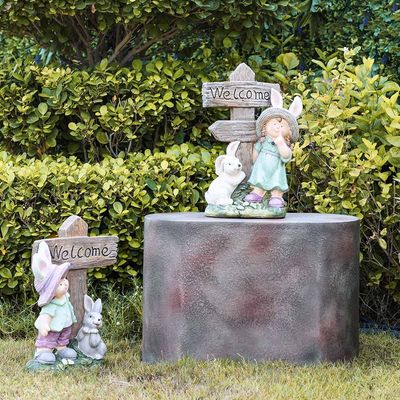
208, 120, 257, 143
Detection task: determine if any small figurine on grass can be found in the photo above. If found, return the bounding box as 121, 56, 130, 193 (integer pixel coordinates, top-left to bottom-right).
31, 241, 77, 365
245, 89, 303, 207
77, 294, 107, 360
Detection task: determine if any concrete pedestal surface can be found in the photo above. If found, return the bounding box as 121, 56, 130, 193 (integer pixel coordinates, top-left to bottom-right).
142, 212, 360, 364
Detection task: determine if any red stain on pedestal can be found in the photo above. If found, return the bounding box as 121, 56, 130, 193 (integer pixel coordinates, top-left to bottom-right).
168, 285, 185, 312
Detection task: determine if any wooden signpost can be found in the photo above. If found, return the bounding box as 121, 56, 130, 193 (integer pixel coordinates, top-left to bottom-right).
32, 215, 119, 337
202, 63, 280, 178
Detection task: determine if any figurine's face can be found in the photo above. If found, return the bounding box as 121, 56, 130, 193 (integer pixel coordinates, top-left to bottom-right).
223, 155, 242, 176
54, 277, 69, 298
262, 118, 291, 140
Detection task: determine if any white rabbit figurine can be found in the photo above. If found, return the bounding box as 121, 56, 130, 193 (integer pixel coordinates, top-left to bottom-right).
76, 294, 107, 360
205, 141, 246, 206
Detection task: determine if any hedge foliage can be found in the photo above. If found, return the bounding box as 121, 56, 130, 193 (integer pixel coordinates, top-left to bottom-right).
0, 143, 220, 295
1, 51, 399, 305
288, 49, 400, 302
0, 56, 221, 159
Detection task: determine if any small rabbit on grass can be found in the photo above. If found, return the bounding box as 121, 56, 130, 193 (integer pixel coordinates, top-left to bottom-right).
77, 294, 107, 360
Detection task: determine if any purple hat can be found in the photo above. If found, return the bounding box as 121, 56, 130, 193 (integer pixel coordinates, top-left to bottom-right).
32, 241, 71, 307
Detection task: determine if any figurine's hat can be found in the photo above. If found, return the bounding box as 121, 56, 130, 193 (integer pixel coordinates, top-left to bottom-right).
32, 241, 71, 307
256, 89, 303, 143
256, 108, 299, 142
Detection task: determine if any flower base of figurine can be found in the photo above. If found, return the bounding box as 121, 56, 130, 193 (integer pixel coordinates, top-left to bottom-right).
204, 183, 286, 219
25, 339, 103, 373
205, 203, 286, 218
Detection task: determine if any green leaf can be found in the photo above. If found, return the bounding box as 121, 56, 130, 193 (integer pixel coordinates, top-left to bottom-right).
161, 160, 168, 170
146, 179, 157, 191
277, 53, 299, 70
96, 131, 109, 144
68, 122, 77, 131
223, 37, 232, 48
7, 280, 18, 289
99, 59, 108, 71
99, 105, 108, 116
27, 115, 39, 124
1, 223, 8, 238
46, 137, 56, 147
38, 103, 48, 115
113, 201, 123, 214
129, 239, 141, 249
378, 238, 387, 250
0, 268, 12, 279
386, 135, 400, 147
327, 104, 343, 118
155, 60, 163, 70
173, 69, 184, 79
163, 91, 173, 101
132, 59, 142, 71
342, 200, 353, 209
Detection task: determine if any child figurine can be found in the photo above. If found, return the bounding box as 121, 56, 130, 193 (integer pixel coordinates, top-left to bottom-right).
245, 89, 303, 207
31, 241, 77, 364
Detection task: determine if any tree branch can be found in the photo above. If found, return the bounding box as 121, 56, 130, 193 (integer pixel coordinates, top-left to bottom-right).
120, 27, 180, 66
108, 27, 136, 64
74, 15, 94, 65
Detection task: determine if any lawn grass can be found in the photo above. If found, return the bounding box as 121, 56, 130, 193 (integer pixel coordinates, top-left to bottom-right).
0, 334, 399, 400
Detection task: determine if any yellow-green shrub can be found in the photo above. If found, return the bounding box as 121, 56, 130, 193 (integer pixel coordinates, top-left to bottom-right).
0, 144, 220, 296
285, 49, 400, 302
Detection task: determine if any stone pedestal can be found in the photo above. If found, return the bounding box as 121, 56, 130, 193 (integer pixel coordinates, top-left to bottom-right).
142, 212, 360, 364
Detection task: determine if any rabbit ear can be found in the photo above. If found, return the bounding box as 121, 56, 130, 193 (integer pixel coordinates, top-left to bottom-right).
84, 294, 94, 312
215, 155, 226, 176
226, 141, 240, 156
270, 88, 283, 108
32, 252, 49, 276
38, 241, 52, 264
288, 96, 303, 118
93, 299, 102, 313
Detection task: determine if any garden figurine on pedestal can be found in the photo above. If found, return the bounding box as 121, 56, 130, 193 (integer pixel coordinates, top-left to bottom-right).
245, 89, 303, 208
31, 241, 77, 365
204, 87, 303, 218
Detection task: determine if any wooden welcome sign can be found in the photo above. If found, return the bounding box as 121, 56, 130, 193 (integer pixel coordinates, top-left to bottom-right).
32, 215, 119, 336
202, 63, 280, 178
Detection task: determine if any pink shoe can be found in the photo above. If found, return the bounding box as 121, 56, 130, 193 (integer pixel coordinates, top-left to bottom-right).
268, 196, 285, 208
244, 192, 263, 203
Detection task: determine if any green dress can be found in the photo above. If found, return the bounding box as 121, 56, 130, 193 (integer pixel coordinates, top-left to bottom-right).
248, 137, 292, 192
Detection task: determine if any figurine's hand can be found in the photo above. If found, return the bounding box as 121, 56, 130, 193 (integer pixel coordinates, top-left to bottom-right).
274, 134, 286, 145
39, 324, 50, 337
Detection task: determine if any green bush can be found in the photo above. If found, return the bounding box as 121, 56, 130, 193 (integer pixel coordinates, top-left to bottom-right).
0, 143, 220, 296
286, 49, 400, 304
0, 56, 221, 159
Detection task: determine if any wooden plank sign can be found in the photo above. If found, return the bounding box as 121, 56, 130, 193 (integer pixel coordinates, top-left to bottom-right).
202, 63, 280, 178
202, 82, 279, 108
32, 236, 118, 270
31, 215, 119, 337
